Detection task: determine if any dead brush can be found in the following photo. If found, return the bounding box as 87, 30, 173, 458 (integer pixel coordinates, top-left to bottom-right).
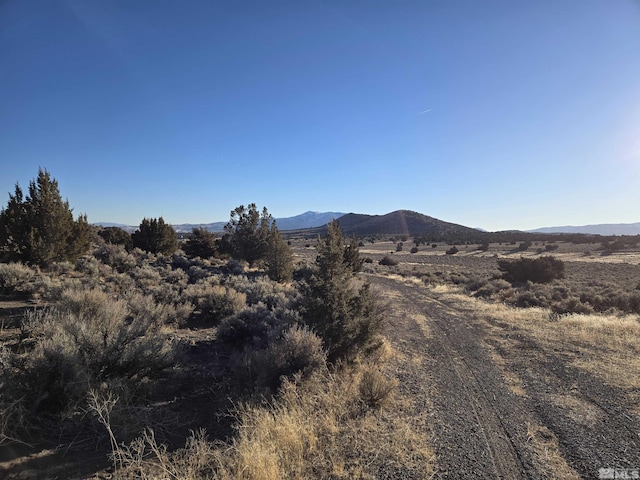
358, 364, 398, 410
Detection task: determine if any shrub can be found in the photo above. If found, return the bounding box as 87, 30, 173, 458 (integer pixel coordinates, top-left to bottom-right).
358, 365, 397, 410
94, 244, 138, 273
396, 242, 403, 252
197, 285, 246, 323
545, 244, 559, 251
184, 228, 217, 259
410, 246, 419, 254
378, 256, 398, 266
498, 256, 565, 284
217, 305, 283, 349
75, 256, 101, 277
0, 262, 35, 294
250, 325, 327, 389
10, 288, 176, 419
516, 241, 532, 252
446, 246, 459, 255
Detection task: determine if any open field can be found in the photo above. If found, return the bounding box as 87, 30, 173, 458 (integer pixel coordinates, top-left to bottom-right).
1, 238, 639, 478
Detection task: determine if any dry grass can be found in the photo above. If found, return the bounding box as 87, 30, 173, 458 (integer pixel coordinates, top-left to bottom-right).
115, 367, 434, 479
525, 422, 580, 480
436, 288, 640, 411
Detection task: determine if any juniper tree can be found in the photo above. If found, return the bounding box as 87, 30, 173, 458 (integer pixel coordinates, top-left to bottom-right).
0, 169, 93, 265
301, 220, 383, 363
224, 203, 272, 264
98, 227, 132, 250
265, 221, 293, 282
131, 217, 178, 255
184, 227, 217, 259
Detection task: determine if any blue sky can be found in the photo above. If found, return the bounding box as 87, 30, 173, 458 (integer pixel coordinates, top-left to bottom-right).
1, 1, 639, 231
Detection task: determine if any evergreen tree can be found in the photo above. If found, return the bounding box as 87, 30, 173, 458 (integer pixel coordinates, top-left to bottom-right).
224, 203, 272, 264
131, 217, 178, 255
344, 236, 363, 273
302, 220, 383, 363
265, 221, 293, 282
98, 227, 132, 250
0, 169, 92, 265
184, 227, 217, 259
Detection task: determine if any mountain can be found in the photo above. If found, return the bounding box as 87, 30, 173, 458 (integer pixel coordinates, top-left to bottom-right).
528, 222, 640, 236
274, 211, 345, 231
170, 222, 227, 233
312, 210, 485, 239
95, 211, 346, 234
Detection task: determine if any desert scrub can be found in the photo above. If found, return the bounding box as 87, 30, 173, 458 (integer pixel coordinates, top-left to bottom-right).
114, 368, 432, 480
194, 284, 246, 323
6, 288, 177, 427
94, 244, 138, 273
498, 256, 565, 284
216, 304, 293, 349
235, 324, 327, 391
129, 265, 163, 290
226, 275, 294, 308
0, 262, 35, 294
378, 255, 399, 266
75, 255, 102, 277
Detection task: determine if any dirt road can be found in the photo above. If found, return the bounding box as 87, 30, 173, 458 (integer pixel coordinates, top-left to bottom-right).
370, 274, 640, 479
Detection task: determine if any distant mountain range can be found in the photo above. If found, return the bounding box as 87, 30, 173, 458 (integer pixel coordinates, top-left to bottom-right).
96, 212, 640, 238
95, 211, 346, 234
527, 222, 640, 236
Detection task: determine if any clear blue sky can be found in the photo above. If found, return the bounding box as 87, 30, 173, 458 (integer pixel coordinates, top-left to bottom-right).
1, 1, 639, 231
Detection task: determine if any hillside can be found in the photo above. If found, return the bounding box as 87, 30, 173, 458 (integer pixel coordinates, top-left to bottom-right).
315, 210, 485, 240
528, 222, 640, 236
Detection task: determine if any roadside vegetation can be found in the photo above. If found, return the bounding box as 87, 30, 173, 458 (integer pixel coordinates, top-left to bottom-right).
0, 171, 431, 479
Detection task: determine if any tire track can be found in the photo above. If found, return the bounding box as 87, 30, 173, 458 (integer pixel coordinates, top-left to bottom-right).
371, 275, 535, 479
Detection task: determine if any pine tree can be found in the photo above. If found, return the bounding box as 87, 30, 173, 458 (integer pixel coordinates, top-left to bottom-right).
131, 217, 178, 255
0, 169, 93, 265
265, 221, 293, 282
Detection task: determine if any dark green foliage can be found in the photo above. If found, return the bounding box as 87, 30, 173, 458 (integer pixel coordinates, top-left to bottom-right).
0, 169, 93, 265
99, 227, 132, 250
378, 255, 398, 266
344, 236, 363, 273
132, 217, 178, 255
516, 241, 532, 252
265, 222, 294, 282
302, 221, 383, 363
217, 305, 281, 349
498, 256, 565, 284
446, 246, 459, 255
545, 243, 559, 251
224, 204, 272, 264
410, 246, 419, 254
184, 228, 217, 259
396, 242, 403, 252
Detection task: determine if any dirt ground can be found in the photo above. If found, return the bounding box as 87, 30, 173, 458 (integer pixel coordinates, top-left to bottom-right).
371, 270, 640, 479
